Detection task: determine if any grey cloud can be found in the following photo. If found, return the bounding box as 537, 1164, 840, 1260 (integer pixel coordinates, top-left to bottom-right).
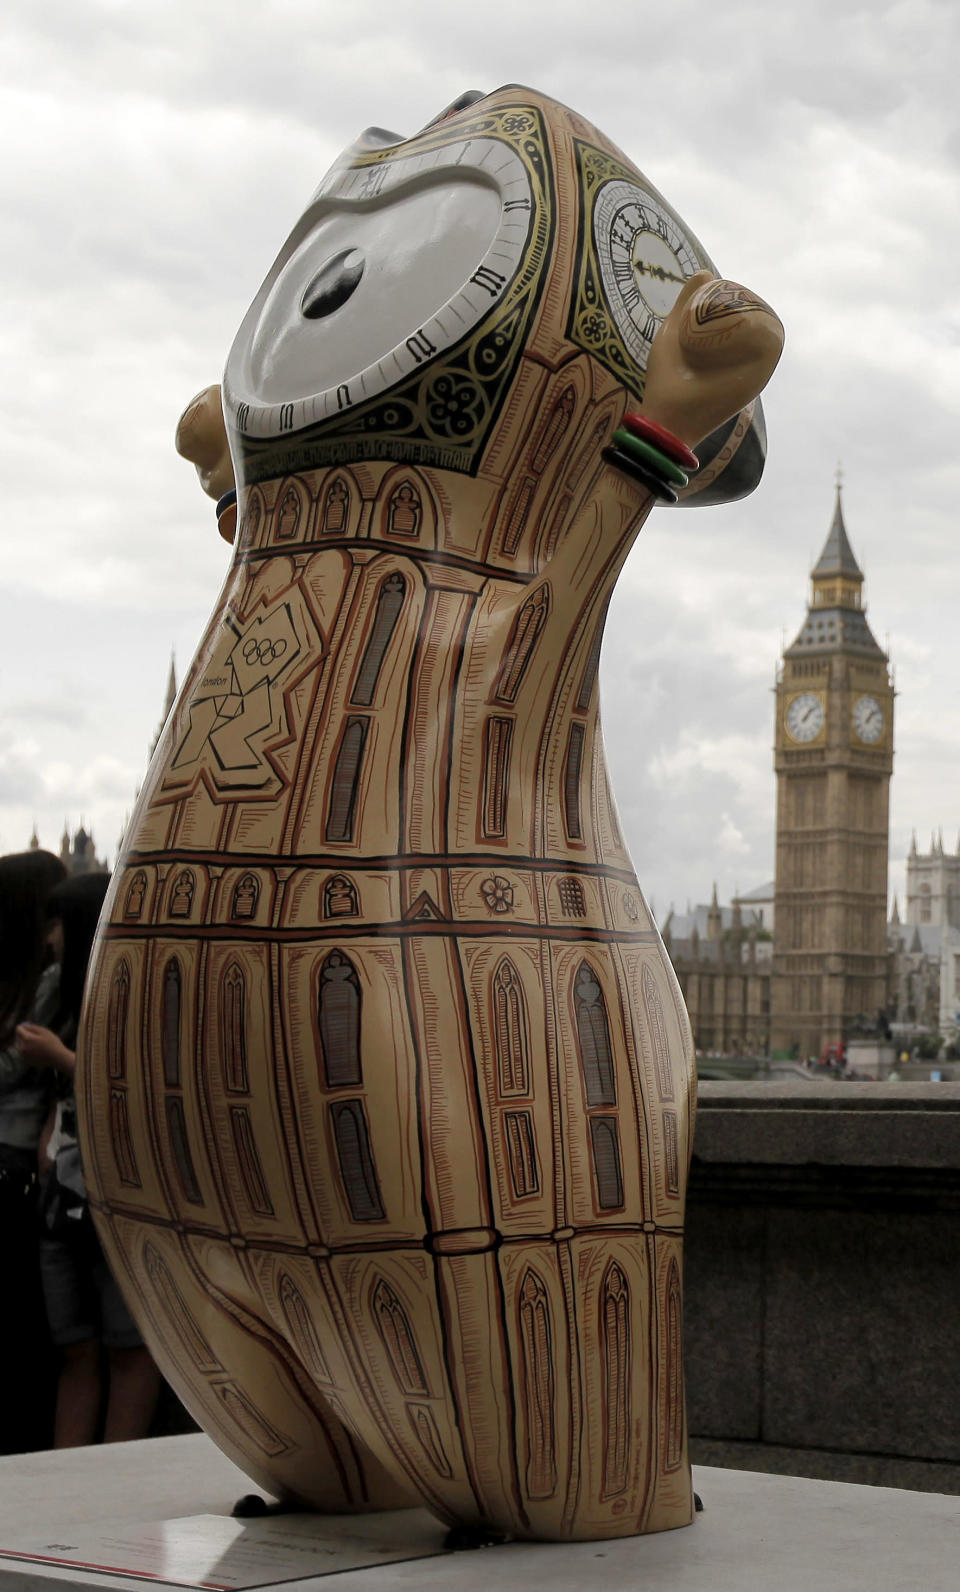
2, 0, 958, 916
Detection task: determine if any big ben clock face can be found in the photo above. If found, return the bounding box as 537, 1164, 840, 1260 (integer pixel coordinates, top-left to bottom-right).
785, 692, 825, 743
224, 134, 534, 440
853, 694, 885, 744
593, 178, 707, 366
567, 141, 717, 404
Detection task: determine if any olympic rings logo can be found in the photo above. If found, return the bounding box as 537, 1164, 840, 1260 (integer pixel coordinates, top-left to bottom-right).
242, 636, 288, 667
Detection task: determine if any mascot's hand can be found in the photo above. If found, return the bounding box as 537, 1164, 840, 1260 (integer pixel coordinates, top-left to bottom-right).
642, 270, 784, 448
176, 385, 235, 503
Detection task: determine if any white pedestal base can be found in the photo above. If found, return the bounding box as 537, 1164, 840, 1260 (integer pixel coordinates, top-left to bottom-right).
1, 1435, 958, 1591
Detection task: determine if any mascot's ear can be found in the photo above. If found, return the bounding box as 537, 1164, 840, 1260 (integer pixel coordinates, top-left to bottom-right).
176, 385, 238, 542
424, 89, 487, 127
176, 385, 234, 502
639, 273, 783, 509
641, 274, 783, 448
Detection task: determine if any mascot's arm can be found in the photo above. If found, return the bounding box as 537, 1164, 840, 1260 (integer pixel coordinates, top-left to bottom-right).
642, 270, 783, 449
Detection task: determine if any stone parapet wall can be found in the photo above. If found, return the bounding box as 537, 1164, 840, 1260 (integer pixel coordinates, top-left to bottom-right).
685, 1081, 960, 1493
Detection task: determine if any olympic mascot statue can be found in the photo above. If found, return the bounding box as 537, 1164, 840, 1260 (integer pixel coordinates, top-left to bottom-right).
77, 86, 782, 1542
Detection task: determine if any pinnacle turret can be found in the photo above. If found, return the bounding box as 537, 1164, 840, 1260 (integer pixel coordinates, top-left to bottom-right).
149, 651, 178, 761
785, 482, 884, 658
811, 483, 863, 580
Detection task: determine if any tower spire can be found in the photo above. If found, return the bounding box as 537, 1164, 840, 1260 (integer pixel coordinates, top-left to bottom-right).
149, 650, 178, 761
163, 650, 177, 717
785, 480, 883, 658
812, 480, 863, 581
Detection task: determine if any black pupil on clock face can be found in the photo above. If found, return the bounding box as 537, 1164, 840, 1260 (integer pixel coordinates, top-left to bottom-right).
300, 248, 365, 320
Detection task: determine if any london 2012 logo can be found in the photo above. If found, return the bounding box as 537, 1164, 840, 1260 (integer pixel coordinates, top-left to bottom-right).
171, 602, 304, 789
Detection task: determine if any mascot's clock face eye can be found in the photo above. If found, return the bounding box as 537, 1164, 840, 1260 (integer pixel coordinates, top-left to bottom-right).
248, 177, 502, 405
224, 135, 533, 438
594, 178, 706, 366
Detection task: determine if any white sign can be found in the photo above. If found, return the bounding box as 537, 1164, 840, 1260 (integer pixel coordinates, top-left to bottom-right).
0, 1510, 446, 1589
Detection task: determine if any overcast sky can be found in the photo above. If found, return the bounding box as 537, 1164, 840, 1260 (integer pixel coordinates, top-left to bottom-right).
2, 0, 958, 920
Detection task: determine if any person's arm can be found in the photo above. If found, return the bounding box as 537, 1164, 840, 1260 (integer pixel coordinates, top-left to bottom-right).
15, 1023, 76, 1078
0, 1035, 28, 1088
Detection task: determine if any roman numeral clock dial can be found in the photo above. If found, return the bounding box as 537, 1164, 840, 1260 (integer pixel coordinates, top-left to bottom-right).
785, 692, 825, 743
594, 179, 708, 366
223, 134, 533, 442
853, 694, 885, 744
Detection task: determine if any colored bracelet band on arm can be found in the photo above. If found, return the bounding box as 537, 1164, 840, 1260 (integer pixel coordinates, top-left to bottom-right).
620, 411, 699, 472
602, 445, 679, 504
611, 428, 690, 489
216, 488, 238, 544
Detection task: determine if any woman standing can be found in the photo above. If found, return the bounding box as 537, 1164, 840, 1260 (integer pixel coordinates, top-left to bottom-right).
0, 848, 67, 1453
17, 872, 161, 1447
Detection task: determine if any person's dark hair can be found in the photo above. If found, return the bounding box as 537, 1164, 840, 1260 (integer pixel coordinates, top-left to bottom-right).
46, 872, 111, 1044
0, 849, 68, 1044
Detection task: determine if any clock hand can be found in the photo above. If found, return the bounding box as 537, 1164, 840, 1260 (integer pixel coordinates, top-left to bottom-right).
632, 259, 685, 287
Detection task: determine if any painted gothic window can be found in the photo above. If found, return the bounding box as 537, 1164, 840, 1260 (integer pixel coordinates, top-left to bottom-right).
642, 964, 674, 1100
576, 622, 604, 711
518, 1269, 557, 1498
601, 1262, 630, 1495
124, 870, 147, 918
330, 1100, 384, 1221
372, 1279, 428, 1396
493, 958, 530, 1095
564, 723, 585, 841
170, 869, 195, 918
482, 716, 514, 839
351, 573, 406, 706
589, 1117, 624, 1209
501, 476, 536, 556
322, 477, 349, 534
232, 874, 259, 919
531, 385, 575, 473
220, 963, 248, 1093
245, 492, 263, 540
317, 951, 362, 1088
504, 1110, 540, 1198
574, 962, 616, 1106
494, 586, 550, 703
326, 716, 369, 843
387, 481, 421, 537
161, 959, 182, 1088
279, 1273, 331, 1383
230, 1106, 274, 1216
277, 485, 301, 540
107, 960, 130, 1081
166, 1096, 202, 1203
109, 1090, 140, 1187
664, 1259, 684, 1471
323, 874, 359, 919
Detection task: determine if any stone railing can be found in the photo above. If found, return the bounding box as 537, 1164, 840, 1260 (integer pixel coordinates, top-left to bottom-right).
685, 1081, 960, 1493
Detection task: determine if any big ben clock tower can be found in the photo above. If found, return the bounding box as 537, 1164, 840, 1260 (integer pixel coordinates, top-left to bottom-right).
771, 487, 894, 1056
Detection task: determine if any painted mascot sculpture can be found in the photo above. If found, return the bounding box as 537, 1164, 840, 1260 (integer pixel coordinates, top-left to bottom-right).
77, 86, 782, 1542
